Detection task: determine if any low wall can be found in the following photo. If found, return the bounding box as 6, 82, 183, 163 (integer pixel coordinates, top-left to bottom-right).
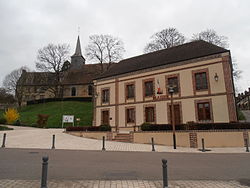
133, 130, 250, 148
133, 132, 190, 147
197, 131, 243, 147
67, 130, 250, 148
67, 131, 112, 140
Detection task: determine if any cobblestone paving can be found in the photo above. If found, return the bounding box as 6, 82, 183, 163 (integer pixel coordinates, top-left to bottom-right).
0, 126, 247, 153
0, 179, 248, 188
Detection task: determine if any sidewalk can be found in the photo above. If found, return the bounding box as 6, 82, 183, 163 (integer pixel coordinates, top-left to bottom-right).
0, 179, 249, 188
0, 125, 248, 153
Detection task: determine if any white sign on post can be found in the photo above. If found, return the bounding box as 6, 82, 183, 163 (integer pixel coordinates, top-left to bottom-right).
62, 115, 74, 128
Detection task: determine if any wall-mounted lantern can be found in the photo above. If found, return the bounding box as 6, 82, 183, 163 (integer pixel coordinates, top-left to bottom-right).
214, 73, 219, 82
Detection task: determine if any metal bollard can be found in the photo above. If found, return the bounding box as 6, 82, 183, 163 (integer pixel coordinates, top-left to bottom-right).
151, 137, 155, 151
202, 138, 205, 152
41, 156, 49, 188
162, 159, 168, 188
102, 136, 106, 151
245, 139, 249, 152
52, 135, 55, 149
1, 133, 6, 148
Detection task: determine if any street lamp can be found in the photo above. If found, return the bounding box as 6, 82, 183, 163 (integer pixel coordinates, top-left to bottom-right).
168, 85, 177, 149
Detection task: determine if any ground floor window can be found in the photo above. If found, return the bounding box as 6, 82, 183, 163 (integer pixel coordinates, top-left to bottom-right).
197, 102, 211, 121
126, 108, 135, 124
145, 106, 155, 123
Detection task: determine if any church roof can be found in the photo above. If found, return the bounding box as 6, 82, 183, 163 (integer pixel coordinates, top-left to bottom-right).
61, 64, 110, 85
18, 63, 110, 86
96, 40, 229, 80
18, 72, 57, 86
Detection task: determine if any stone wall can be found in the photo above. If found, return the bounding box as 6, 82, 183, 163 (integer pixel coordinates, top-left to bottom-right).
133, 130, 250, 148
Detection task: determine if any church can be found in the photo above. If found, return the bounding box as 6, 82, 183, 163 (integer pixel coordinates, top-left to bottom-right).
18, 36, 108, 105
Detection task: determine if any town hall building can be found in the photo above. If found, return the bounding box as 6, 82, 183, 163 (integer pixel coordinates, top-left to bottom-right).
93, 40, 237, 131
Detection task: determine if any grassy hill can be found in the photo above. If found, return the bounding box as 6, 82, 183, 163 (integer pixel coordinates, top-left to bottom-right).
0, 101, 93, 128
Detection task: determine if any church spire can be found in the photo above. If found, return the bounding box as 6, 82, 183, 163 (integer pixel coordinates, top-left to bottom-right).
70, 35, 85, 69
73, 35, 82, 56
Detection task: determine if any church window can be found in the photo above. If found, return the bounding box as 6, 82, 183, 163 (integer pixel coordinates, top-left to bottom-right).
88, 85, 93, 96
71, 87, 76, 96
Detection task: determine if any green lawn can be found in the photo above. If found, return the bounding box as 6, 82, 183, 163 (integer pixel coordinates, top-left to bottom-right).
0, 101, 93, 128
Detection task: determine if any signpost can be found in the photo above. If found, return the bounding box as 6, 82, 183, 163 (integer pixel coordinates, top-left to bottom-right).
62, 115, 74, 128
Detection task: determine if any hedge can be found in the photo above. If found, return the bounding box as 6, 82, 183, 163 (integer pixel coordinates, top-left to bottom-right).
141, 122, 250, 131
66, 124, 111, 132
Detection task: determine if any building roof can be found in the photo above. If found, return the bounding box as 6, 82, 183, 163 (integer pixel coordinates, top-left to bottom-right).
61, 64, 109, 85
18, 71, 57, 86
96, 40, 229, 80
18, 64, 111, 86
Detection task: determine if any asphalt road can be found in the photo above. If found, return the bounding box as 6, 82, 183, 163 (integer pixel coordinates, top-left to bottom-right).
0, 148, 249, 181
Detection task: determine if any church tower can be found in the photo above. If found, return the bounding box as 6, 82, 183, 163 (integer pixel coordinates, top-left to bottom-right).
70, 36, 85, 69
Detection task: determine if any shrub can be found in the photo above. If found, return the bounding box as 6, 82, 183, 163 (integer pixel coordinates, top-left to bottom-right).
99, 124, 111, 131
3, 108, 19, 124
0, 126, 13, 131
66, 125, 111, 132
238, 110, 246, 120
140, 122, 250, 131
37, 114, 49, 128
0, 118, 7, 124
141, 123, 151, 131
87, 126, 100, 131
66, 126, 88, 131
14, 120, 21, 126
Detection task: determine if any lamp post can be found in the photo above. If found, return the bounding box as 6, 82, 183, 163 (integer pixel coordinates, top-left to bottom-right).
168, 85, 176, 149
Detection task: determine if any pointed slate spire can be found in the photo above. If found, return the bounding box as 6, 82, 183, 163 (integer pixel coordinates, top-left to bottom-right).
70, 35, 85, 69
73, 36, 82, 56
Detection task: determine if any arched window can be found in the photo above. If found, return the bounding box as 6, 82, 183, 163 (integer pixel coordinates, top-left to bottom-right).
71, 87, 76, 96
88, 85, 93, 96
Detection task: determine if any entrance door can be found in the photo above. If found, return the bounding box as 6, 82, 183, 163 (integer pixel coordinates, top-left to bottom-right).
169, 104, 181, 125
102, 110, 109, 125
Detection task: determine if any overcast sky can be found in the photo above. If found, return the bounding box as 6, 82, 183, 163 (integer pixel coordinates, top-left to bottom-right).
0, 0, 249, 92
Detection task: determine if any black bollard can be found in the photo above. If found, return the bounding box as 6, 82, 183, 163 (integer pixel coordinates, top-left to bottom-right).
151, 137, 155, 151
245, 139, 249, 152
1, 133, 6, 148
41, 156, 49, 188
102, 136, 106, 151
162, 159, 168, 188
51, 135, 55, 149
202, 138, 205, 152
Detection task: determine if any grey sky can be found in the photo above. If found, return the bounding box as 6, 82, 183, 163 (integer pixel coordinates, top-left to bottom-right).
0, 0, 249, 92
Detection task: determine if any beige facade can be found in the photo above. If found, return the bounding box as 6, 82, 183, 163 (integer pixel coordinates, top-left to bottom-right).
94, 50, 237, 131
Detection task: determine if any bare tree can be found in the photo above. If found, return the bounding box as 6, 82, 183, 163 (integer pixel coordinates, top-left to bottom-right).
85, 34, 125, 71
3, 66, 30, 107
0, 88, 15, 104
144, 28, 186, 53
36, 43, 70, 97
231, 57, 242, 81
192, 29, 241, 82
191, 29, 228, 48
